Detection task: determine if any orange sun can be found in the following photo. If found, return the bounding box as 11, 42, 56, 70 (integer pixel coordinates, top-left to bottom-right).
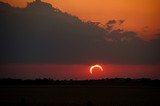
89, 64, 103, 74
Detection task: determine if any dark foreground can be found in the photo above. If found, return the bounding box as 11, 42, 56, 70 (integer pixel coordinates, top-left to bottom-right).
0, 78, 160, 106
0, 85, 160, 106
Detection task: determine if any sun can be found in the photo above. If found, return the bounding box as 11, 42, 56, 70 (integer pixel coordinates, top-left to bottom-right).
90, 64, 103, 74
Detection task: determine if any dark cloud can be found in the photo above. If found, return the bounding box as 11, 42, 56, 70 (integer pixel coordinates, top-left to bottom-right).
105, 20, 116, 31
107, 20, 117, 25
142, 26, 149, 32
105, 19, 125, 31
119, 20, 125, 25
0, 1, 160, 65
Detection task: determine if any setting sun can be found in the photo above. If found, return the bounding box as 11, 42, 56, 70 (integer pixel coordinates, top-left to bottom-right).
89, 64, 103, 74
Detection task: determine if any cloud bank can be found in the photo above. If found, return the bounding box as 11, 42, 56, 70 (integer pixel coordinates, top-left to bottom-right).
0, 1, 160, 64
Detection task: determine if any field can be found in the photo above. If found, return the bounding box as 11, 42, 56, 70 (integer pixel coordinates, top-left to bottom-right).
0, 85, 160, 106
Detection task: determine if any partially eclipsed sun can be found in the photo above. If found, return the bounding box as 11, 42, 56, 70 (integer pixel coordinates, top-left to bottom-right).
90, 64, 103, 74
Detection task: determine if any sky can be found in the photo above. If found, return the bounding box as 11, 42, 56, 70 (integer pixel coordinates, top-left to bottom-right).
0, 0, 160, 79
1, 0, 160, 39
1, 64, 160, 80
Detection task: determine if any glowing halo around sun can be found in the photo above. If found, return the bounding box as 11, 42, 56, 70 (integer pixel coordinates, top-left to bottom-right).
90, 64, 103, 74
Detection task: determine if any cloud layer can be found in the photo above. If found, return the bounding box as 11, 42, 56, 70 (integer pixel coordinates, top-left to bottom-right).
0, 1, 160, 64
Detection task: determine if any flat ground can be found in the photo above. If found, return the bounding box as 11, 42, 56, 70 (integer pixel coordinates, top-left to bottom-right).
0, 85, 160, 106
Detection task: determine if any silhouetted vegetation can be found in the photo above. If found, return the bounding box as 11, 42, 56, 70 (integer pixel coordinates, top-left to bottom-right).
0, 78, 160, 106
0, 78, 160, 87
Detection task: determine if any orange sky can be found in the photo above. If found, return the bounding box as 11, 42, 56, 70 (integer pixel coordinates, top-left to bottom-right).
0, 64, 160, 79
1, 0, 160, 39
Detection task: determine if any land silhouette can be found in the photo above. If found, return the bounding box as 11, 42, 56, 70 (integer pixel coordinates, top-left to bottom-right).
0, 78, 160, 86
0, 78, 160, 106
